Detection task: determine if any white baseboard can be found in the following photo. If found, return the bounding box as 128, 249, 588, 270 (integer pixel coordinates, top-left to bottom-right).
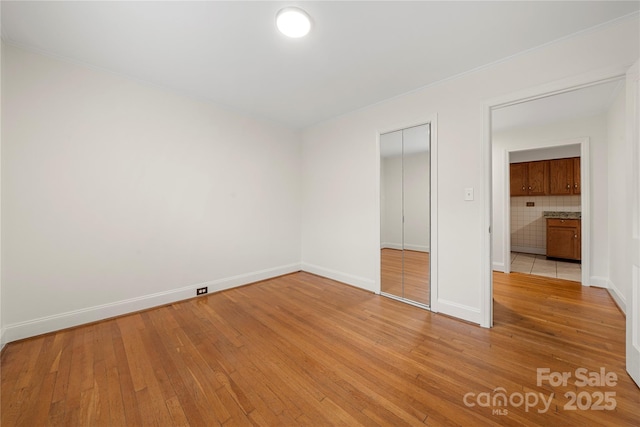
381, 243, 402, 250
301, 265, 482, 325
301, 263, 376, 293
381, 243, 429, 252
492, 261, 505, 272
588, 276, 625, 314
588, 276, 610, 288
605, 279, 626, 314
404, 244, 429, 252
436, 298, 481, 325
1, 263, 301, 346
511, 246, 546, 255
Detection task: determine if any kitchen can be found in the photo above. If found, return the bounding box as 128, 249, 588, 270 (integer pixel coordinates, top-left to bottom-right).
509, 154, 582, 282
491, 78, 625, 289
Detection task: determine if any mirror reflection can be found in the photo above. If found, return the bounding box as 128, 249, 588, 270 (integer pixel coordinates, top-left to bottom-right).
380, 124, 430, 307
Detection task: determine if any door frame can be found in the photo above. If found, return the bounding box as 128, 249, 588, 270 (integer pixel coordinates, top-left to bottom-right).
481, 66, 630, 328
376, 114, 439, 312
626, 60, 640, 387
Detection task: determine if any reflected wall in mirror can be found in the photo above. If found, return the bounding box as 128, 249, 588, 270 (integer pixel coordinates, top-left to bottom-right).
380, 124, 430, 307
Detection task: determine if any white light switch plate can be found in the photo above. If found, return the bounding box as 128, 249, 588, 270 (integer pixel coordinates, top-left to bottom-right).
464, 187, 474, 201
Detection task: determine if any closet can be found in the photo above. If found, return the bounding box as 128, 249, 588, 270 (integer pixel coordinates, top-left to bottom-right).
380, 124, 431, 308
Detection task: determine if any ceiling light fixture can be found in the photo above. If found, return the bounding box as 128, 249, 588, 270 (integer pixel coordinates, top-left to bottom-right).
276, 7, 311, 38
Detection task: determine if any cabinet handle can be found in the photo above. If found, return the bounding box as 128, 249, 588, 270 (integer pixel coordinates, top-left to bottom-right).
566, 184, 570, 189
522, 186, 525, 190
561, 219, 565, 223
574, 235, 578, 239
528, 186, 532, 190
574, 183, 578, 188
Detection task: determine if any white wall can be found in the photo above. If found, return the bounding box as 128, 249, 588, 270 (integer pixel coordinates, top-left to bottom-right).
510, 145, 580, 163
1, 44, 302, 343
492, 114, 608, 282
301, 15, 639, 324
607, 86, 629, 311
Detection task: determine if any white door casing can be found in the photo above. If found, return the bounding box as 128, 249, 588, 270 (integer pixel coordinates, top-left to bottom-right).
626, 59, 640, 388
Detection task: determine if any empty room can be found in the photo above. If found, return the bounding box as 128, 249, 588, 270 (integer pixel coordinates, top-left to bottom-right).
1, 1, 639, 426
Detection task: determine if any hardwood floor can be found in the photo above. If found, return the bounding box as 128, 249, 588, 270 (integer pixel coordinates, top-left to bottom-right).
380, 248, 430, 305
2, 271, 639, 426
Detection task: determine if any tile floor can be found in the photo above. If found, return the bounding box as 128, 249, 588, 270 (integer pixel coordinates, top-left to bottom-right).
510, 252, 581, 282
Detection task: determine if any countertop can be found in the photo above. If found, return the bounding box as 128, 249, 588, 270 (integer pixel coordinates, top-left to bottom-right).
543, 211, 581, 219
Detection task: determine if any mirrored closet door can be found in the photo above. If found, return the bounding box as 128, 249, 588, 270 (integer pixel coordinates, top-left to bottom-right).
380, 124, 431, 308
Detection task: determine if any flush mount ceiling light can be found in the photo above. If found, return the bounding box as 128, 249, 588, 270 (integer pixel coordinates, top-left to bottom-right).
276, 7, 311, 38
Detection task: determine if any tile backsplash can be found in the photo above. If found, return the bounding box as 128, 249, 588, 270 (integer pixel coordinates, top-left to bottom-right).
511, 195, 580, 254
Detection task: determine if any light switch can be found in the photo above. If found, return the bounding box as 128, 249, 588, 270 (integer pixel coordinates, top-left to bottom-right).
464, 187, 474, 201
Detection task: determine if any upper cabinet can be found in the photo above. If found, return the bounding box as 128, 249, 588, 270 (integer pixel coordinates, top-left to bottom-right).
527, 160, 550, 196
573, 157, 581, 195
510, 160, 549, 196
511, 157, 580, 197
549, 157, 580, 195
510, 163, 528, 196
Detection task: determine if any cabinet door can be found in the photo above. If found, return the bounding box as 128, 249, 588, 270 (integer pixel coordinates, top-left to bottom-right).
546, 219, 580, 260
527, 161, 549, 196
549, 158, 573, 195
510, 163, 528, 196
573, 157, 580, 194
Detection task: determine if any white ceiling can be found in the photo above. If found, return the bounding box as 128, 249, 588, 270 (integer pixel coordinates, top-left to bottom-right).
2, 1, 639, 129
492, 79, 624, 132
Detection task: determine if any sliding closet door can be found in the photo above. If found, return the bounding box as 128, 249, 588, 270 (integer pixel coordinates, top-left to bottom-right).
380, 124, 431, 307
402, 125, 430, 305
380, 130, 404, 299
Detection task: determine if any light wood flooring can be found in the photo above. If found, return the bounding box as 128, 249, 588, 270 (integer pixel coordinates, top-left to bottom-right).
380, 248, 430, 305
2, 271, 639, 426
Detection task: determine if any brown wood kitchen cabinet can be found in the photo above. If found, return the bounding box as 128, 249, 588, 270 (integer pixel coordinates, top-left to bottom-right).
546, 218, 581, 260
510, 160, 549, 196
573, 157, 580, 194
549, 157, 580, 195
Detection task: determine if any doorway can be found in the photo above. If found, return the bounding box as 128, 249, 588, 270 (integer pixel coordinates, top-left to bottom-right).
379, 123, 431, 308
481, 70, 628, 329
